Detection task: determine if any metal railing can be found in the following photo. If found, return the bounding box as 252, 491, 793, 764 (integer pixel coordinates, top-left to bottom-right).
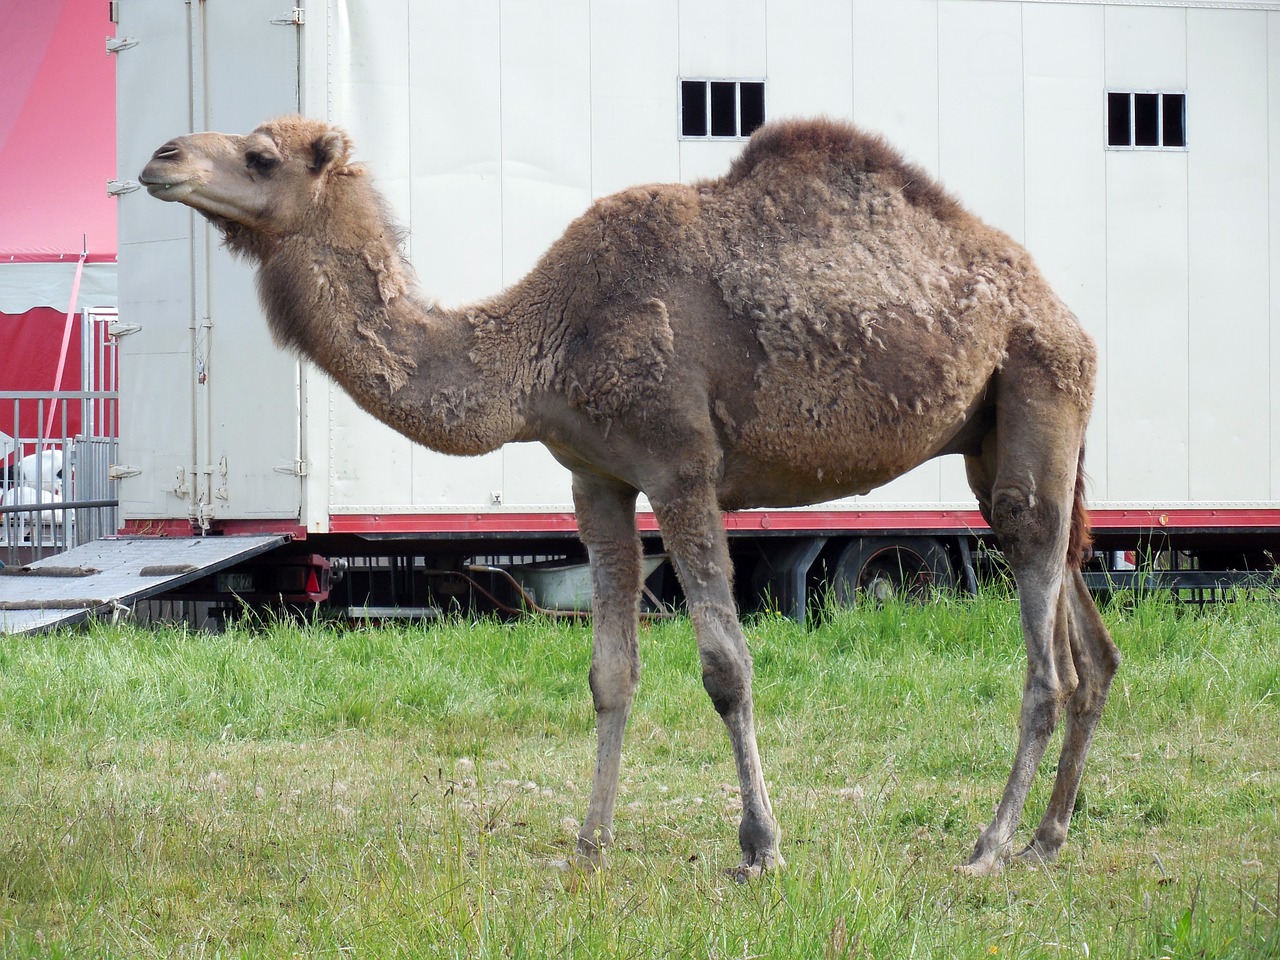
1, 390, 119, 568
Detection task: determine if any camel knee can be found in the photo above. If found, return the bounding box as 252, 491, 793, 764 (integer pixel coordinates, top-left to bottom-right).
688, 601, 754, 716
701, 645, 753, 717
589, 655, 640, 714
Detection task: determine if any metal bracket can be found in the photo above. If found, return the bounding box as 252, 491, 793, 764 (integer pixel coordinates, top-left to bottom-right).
105, 36, 138, 54
108, 464, 142, 481
107, 321, 142, 338
107, 179, 141, 196
271, 7, 305, 25
274, 459, 309, 477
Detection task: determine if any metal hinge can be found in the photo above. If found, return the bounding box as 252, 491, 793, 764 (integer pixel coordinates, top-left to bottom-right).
108, 321, 142, 338
274, 459, 309, 477
108, 464, 142, 480
109, 1, 119, 24
107, 179, 141, 196
105, 36, 138, 54
271, 7, 304, 25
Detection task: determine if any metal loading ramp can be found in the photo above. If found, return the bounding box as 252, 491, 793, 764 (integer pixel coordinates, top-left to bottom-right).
0, 535, 289, 635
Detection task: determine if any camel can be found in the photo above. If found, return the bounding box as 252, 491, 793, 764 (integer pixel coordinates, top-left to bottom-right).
140, 115, 1120, 879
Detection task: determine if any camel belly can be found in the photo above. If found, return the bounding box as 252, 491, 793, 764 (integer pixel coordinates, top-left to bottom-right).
712, 334, 999, 508
716, 404, 970, 510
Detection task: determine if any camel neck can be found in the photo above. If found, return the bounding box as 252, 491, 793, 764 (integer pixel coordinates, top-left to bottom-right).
251, 180, 529, 456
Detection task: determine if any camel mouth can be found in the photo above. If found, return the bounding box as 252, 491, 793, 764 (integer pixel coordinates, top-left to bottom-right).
139, 176, 194, 200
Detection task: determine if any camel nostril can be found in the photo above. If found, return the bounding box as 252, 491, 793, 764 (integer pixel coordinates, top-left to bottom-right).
151, 140, 183, 161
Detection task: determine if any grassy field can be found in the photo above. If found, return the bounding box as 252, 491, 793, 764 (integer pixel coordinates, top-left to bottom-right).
0, 591, 1277, 958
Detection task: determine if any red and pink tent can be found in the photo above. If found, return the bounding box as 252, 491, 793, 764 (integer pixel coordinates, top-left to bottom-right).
0, 0, 117, 447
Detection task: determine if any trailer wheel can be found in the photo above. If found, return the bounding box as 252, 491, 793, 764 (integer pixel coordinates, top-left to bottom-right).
832, 536, 955, 604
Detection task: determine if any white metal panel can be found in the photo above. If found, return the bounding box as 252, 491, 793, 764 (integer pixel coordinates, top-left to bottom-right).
1105, 151, 1190, 502
409, 446, 504, 511
115, 2, 195, 520
590, 0, 681, 197
1103, 3, 1189, 502
118, 0, 1280, 528
677, 0, 767, 78
938, 0, 1024, 242
765, 0, 854, 120
301, 365, 331, 532
852, 0, 940, 177
939, 456, 973, 504
679, 139, 743, 182
859, 463, 945, 506
403, 2, 507, 512
201, 4, 303, 519
1104, 5, 1187, 91
500, 0, 593, 285
330, 413, 414, 508
407, 0, 503, 302
330, 0, 413, 229
502, 443, 574, 509
1186, 9, 1270, 500
1023, 3, 1109, 497
1272, 13, 1280, 502
322, 0, 416, 514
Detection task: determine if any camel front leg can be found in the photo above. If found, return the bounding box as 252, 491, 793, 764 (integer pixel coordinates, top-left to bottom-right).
651, 485, 780, 880
571, 475, 643, 869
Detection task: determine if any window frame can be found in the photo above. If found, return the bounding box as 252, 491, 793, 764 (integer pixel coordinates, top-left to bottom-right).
678, 78, 766, 141
1106, 90, 1188, 152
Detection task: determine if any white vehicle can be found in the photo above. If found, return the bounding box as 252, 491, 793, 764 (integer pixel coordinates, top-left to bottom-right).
90, 0, 1280, 620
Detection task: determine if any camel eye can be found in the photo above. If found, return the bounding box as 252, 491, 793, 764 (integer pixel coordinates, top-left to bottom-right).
246, 150, 280, 174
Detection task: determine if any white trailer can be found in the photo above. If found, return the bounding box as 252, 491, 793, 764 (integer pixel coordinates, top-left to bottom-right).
101, 0, 1280, 619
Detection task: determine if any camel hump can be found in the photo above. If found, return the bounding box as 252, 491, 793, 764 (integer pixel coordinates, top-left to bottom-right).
725, 117, 964, 222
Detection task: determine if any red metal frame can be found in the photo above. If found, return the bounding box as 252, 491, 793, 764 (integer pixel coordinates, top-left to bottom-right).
122, 507, 1280, 540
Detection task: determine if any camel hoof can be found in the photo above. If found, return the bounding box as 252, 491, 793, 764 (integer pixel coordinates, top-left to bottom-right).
953, 858, 1003, 877
954, 846, 1007, 876
1011, 840, 1059, 869
730, 847, 783, 883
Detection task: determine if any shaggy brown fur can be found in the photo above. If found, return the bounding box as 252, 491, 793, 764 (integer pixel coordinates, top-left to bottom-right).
140, 115, 1119, 878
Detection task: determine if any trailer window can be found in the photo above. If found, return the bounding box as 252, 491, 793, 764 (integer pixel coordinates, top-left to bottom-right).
680, 79, 766, 139
1107, 91, 1186, 149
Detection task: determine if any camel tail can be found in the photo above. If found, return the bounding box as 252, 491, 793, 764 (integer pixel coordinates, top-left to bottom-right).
1067, 446, 1093, 570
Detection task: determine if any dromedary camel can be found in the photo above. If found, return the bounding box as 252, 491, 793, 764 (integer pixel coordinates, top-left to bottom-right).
140, 115, 1120, 878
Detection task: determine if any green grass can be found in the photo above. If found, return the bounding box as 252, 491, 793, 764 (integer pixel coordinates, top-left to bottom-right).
1, 593, 1277, 958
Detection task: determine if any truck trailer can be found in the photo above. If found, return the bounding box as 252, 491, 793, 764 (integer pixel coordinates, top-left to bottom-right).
6, 0, 1279, 631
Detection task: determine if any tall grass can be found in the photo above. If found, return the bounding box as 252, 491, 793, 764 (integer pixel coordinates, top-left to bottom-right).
0, 592, 1277, 957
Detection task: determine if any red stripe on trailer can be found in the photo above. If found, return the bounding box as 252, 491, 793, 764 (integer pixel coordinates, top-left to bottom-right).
125, 508, 1280, 539
325, 507, 1280, 536
120, 518, 307, 538
1088, 508, 1280, 530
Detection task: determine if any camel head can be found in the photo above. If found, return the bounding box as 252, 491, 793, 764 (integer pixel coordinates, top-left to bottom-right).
139, 115, 356, 252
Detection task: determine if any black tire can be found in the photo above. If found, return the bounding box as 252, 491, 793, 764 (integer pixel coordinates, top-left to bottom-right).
832, 536, 955, 604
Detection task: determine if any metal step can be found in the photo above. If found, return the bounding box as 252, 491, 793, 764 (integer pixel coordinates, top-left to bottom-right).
0, 534, 289, 634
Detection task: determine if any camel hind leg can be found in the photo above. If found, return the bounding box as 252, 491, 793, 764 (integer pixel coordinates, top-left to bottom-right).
958, 381, 1101, 875
1015, 567, 1120, 864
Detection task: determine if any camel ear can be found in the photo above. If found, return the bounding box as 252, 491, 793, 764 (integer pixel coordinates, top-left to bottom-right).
309, 129, 353, 173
